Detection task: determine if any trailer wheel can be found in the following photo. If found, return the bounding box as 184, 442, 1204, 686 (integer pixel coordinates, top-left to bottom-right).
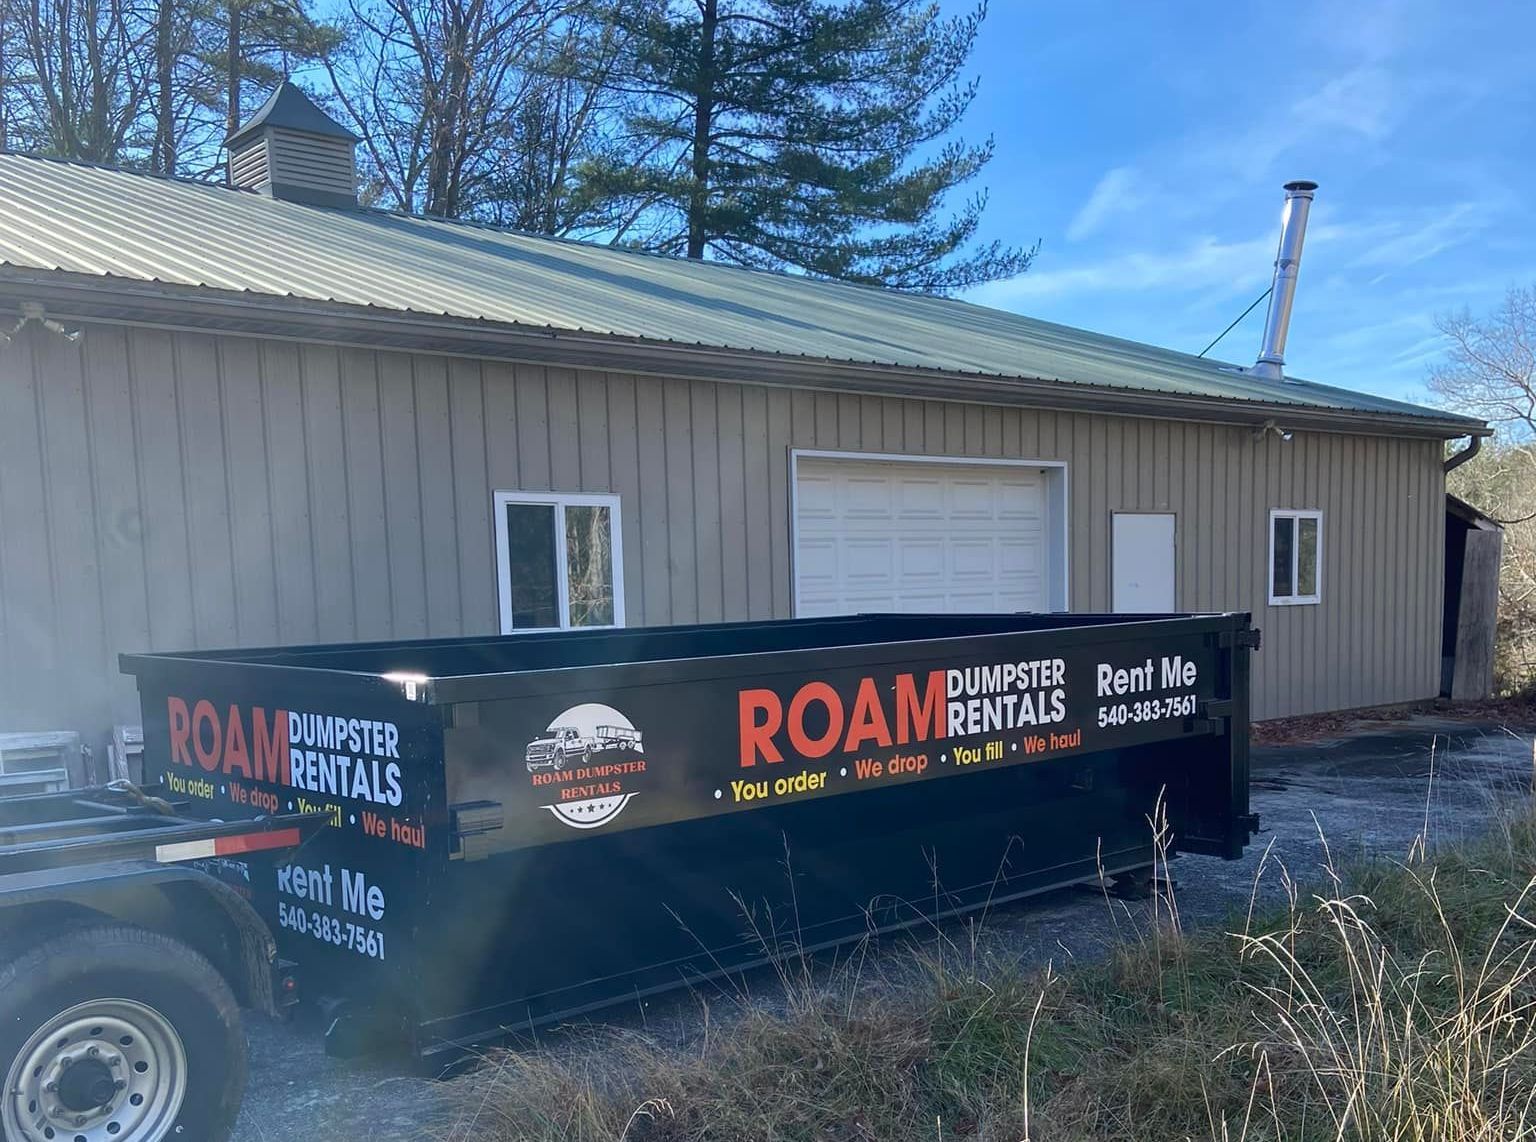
0, 925, 245, 1142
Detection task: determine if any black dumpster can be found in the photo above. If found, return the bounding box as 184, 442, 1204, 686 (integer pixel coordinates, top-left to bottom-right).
121, 611, 1258, 1057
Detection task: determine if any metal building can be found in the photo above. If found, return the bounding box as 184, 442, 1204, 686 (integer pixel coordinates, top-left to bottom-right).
0, 86, 1488, 751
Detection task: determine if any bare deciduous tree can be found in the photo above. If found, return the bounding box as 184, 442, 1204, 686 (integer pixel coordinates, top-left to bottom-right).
1, 0, 156, 162
324, 0, 566, 218
1433, 285, 1536, 693
479, 6, 629, 234
1429, 286, 1536, 441
1448, 445, 1536, 692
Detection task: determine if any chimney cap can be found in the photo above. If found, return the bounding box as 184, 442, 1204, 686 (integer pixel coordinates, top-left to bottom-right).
1283, 179, 1319, 193
226, 80, 358, 148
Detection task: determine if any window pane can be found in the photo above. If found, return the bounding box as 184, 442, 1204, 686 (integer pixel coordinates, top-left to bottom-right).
1297, 517, 1319, 597
1272, 516, 1294, 598
505, 503, 559, 628
565, 504, 615, 627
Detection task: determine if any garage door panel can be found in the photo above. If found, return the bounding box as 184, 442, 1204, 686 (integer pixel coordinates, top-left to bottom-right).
795, 457, 1056, 616
842, 542, 896, 590
999, 540, 1040, 574
949, 539, 998, 576
996, 590, 1043, 610
948, 479, 998, 517
796, 474, 838, 519
896, 478, 947, 516
898, 539, 945, 578
843, 475, 895, 517
947, 589, 1005, 610
796, 536, 839, 575
997, 485, 1045, 518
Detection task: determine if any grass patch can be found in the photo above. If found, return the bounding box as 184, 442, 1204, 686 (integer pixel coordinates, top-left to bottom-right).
439, 811, 1536, 1141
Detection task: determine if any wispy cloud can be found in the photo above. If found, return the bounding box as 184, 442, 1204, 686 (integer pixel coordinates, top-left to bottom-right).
976, 212, 1421, 310
971, 231, 1279, 306
1347, 201, 1496, 276
1290, 67, 1396, 140
1065, 166, 1141, 241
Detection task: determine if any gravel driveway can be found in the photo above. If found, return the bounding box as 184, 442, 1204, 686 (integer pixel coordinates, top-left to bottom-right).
230, 717, 1535, 1142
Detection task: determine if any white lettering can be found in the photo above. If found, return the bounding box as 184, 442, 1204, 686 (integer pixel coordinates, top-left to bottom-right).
341, 868, 386, 919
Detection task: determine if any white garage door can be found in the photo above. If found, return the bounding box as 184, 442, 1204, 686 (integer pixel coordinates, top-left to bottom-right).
794, 456, 1054, 616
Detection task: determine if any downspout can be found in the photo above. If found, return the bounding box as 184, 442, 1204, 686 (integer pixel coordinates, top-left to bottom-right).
1443, 434, 1482, 473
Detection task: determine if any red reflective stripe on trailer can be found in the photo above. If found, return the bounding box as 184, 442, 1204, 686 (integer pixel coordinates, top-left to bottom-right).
155, 826, 304, 863
215, 827, 302, 856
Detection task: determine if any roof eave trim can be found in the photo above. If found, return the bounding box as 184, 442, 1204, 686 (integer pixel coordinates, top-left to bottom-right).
0, 274, 1489, 441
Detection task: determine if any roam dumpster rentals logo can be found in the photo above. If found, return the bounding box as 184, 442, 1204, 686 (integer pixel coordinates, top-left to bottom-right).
161, 699, 423, 851
524, 703, 646, 829
738, 658, 1070, 769
728, 658, 1078, 809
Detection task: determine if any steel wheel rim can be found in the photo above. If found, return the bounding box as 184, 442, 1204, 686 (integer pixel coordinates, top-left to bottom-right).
3, 997, 188, 1141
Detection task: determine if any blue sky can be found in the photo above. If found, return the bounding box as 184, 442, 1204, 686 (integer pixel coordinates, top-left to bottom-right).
953, 0, 1536, 403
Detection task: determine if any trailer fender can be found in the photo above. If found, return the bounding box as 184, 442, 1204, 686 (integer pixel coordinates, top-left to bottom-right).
0, 861, 282, 1014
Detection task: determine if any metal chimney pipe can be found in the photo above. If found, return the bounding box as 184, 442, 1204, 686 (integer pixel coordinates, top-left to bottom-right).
1252, 180, 1318, 382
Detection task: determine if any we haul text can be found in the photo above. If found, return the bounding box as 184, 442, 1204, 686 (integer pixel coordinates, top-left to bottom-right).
165, 698, 404, 807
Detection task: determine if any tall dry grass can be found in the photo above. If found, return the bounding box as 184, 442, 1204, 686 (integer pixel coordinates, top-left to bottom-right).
437, 799, 1536, 1142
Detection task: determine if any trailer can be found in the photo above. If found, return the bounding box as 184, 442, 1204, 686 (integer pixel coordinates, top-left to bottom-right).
0, 611, 1257, 1140
594, 725, 644, 753
0, 784, 325, 1141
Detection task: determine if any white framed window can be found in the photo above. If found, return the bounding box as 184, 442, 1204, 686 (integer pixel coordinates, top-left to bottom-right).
1268, 509, 1322, 606
493, 491, 625, 632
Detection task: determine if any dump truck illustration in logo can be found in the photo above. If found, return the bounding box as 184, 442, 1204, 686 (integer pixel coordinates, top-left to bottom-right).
525, 703, 645, 829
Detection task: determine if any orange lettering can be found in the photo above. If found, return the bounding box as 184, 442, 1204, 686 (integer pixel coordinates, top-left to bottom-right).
895, 671, 944, 744
223, 706, 252, 778
167, 697, 192, 767
191, 700, 220, 773
251, 708, 288, 785
843, 677, 893, 751
738, 689, 783, 767
787, 682, 843, 759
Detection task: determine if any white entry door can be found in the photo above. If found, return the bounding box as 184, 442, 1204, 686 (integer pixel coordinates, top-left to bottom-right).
794, 456, 1055, 616
1112, 513, 1176, 612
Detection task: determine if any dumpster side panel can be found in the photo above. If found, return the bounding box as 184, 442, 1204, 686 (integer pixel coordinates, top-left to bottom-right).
418, 617, 1252, 1043
131, 664, 447, 1013
443, 624, 1228, 850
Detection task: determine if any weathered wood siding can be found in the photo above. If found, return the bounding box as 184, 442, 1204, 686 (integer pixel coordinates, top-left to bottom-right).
0, 324, 1446, 744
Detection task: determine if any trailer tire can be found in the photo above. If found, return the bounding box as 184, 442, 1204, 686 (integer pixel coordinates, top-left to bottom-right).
0, 924, 245, 1142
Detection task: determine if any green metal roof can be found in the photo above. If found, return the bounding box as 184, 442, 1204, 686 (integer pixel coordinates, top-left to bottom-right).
0, 152, 1483, 435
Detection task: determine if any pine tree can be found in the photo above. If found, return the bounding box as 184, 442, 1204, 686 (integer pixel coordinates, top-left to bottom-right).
577, 0, 1030, 293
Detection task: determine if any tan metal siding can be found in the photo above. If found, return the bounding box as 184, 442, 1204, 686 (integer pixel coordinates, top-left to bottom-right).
0, 324, 1447, 743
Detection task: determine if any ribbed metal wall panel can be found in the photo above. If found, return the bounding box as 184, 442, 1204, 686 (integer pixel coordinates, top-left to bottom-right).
0, 324, 1446, 746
